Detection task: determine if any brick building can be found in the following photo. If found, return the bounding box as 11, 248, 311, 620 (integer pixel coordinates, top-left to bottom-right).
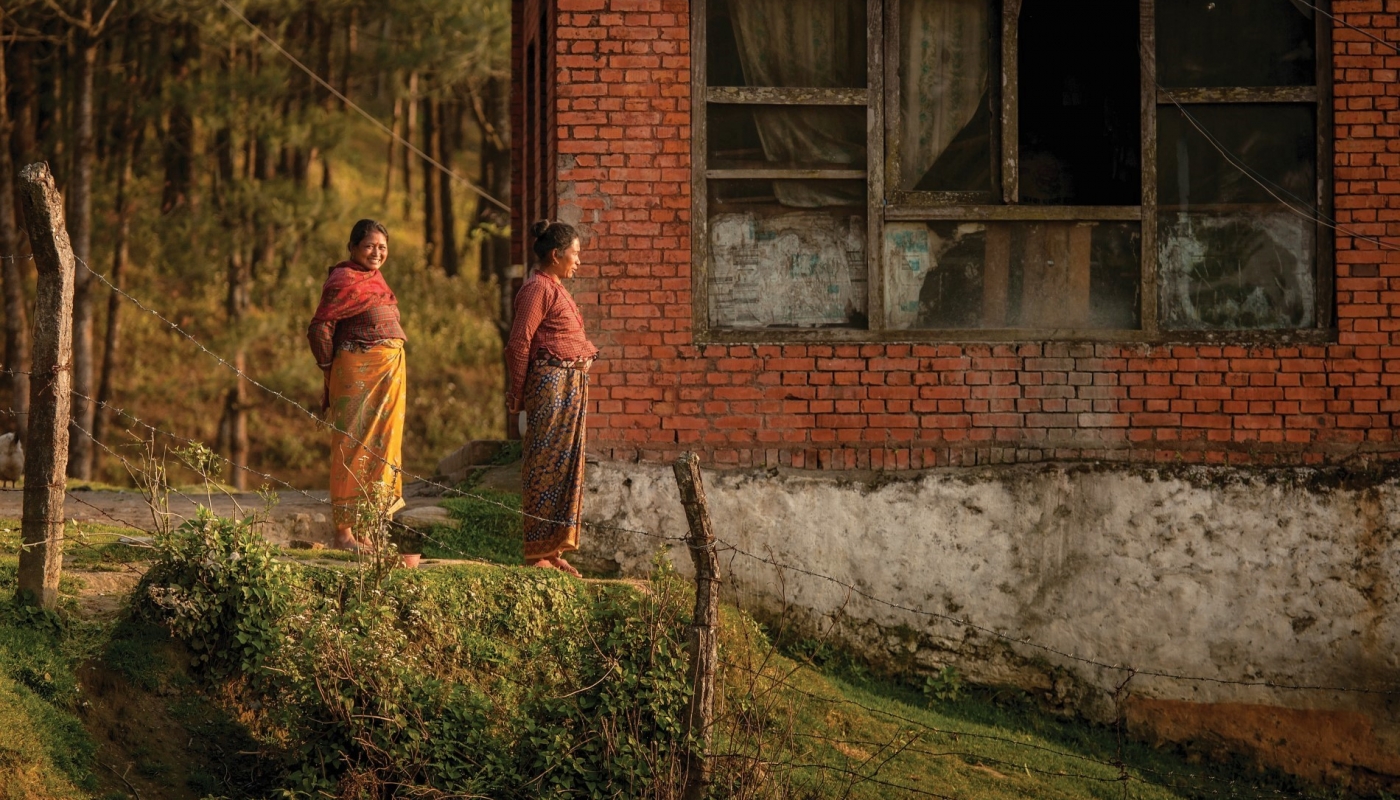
512, 0, 1398, 472
508, 3, 1400, 786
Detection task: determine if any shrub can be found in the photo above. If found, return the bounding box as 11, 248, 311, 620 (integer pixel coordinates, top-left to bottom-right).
144, 511, 699, 798
139, 510, 295, 675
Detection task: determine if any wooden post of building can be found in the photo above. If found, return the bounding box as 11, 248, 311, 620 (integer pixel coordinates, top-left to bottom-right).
671, 452, 720, 800
16, 163, 74, 608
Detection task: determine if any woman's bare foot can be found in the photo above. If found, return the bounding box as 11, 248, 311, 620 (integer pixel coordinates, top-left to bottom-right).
550, 557, 582, 578
333, 529, 371, 552
527, 558, 561, 571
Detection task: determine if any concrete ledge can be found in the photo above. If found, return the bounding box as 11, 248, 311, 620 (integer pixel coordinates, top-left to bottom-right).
578, 458, 1400, 789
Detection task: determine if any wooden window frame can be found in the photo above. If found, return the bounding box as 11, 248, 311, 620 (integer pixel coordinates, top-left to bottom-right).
690, 0, 1334, 344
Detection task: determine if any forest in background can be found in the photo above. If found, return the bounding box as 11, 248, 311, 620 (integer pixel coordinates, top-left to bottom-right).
0, 0, 513, 488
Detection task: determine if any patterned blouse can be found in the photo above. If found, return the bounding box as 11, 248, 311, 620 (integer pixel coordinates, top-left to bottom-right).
505, 271, 598, 404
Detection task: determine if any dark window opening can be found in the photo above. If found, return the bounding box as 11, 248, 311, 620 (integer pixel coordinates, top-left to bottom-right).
708, 105, 867, 173
1018, 0, 1140, 205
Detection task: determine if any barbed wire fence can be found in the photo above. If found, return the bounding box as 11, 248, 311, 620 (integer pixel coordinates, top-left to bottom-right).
0, 256, 1380, 797
0, 7, 1391, 792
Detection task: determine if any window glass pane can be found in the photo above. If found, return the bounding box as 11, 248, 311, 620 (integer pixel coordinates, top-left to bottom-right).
1158, 105, 1317, 330
1018, 0, 1141, 205
708, 181, 868, 329
1158, 0, 1315, 88
707, 0, 867, 89
897, 0, 992, 192
884, 221, 1141, 330
708, 105, 867, 171
1159, 213, 1316, 330
1158, 104, 1316, 207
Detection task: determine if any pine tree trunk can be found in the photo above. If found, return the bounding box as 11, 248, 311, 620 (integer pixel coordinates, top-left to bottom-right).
315, 8, 333, 189
438, 99, 458, 277
11, 41, 37, 163
403, 71, 417, 218
0, 22, 30, 440
375, 18, 390, 99
225, 251, 249, 491
383, 96, 401, 206
421, 92, 439, 269
226, 352, 248, 490
161, 26, 196, 213
341, 7, 357, 106
91, 136, 133, 476
66, 27, 97, 481
44, 50, 64, 188
474, 76, 512, 288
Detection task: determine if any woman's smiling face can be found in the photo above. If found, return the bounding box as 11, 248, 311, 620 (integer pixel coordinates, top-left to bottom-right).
350, 231, 388, 270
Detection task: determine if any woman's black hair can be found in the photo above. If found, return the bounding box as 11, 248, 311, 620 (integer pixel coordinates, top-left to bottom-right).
530, 219, 579, 264
349, 219, 389, 248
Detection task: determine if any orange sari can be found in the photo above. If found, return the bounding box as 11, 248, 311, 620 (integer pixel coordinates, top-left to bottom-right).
328, 342, 406, 528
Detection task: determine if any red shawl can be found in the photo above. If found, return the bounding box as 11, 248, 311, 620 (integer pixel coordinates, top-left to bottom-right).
311, 261, 398, 323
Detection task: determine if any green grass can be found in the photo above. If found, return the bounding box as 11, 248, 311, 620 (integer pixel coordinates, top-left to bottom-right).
0, 518, 151, 571
762, 666, 1338, 800
0, 510, 1365, 799
418, 489, 524, 565
0, 560, 100, 799
752, 628, 1353, 799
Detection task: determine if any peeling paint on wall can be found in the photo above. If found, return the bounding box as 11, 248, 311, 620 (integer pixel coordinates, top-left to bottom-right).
708, 210, 868, 328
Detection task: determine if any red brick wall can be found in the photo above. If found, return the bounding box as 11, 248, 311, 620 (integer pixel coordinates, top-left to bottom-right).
525, 0, 1400, 470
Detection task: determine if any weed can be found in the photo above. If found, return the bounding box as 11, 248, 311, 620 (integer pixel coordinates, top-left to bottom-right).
922, 665, 965, 704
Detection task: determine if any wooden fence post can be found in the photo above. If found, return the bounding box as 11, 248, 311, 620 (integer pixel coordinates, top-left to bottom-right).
672, 452, 720, 800
16, 163, 74, 608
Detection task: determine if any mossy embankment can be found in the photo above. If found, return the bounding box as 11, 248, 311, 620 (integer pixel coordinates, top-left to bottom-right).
0, 510, 1366, 799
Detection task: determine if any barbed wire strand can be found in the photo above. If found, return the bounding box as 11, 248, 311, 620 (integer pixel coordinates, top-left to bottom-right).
1298, 0, 1400, 56
65, 390, 612, 570
10, 254, 1399, 697
0, 400, 1337, 797
69, 256, 685, 544
213, 0, 510, 214
718, 538, 1400, 696
9, 417, 1170, 796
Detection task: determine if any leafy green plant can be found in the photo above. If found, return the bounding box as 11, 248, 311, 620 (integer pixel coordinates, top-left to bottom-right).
922, 665, 965, 704
139, 510, 295, 675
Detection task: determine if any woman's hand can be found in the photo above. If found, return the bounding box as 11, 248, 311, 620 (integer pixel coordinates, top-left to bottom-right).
321, 369, 332, 414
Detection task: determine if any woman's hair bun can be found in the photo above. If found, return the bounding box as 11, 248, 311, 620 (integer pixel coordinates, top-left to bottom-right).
529, 219, 552, 239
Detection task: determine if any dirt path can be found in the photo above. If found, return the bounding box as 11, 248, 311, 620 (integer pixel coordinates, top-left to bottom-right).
0, 483, 448, 546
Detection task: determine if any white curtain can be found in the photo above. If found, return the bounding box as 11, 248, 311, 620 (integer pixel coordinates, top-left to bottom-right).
899, 0, 989, 191
729, 0, 866, 207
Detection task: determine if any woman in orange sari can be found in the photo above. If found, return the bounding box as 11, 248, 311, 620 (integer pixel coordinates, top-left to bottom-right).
505, 220, 597, 576
308, 219, 407, 551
